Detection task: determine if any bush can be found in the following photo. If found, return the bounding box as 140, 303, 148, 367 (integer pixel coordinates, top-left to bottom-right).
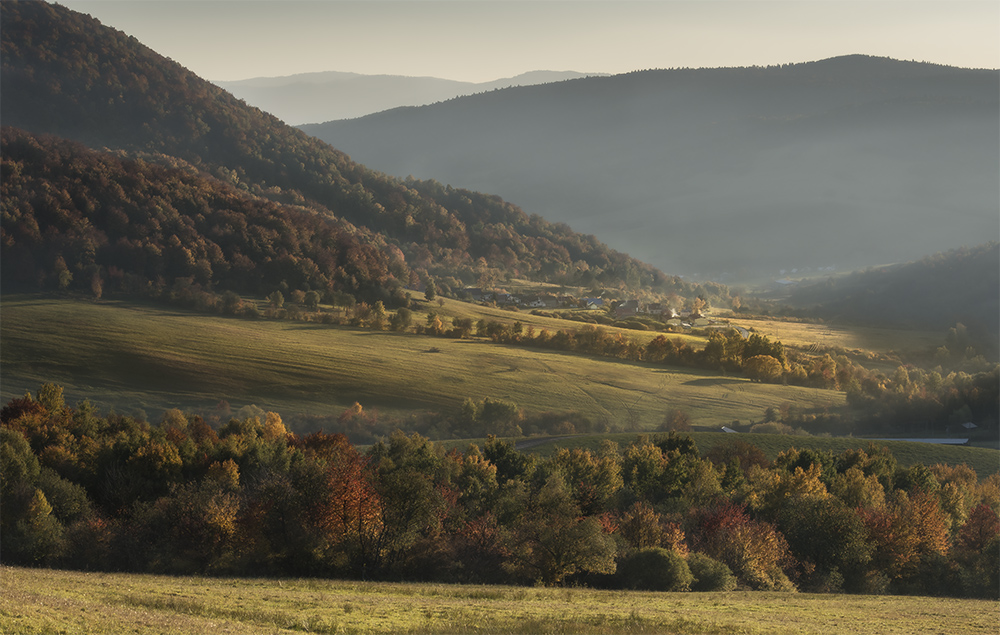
617, 548, 693, 592
687, 553, 737, 591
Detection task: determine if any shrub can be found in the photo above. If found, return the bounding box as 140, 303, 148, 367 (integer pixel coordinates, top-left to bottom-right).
687, 552, 737, 591
617, 547, 693, 592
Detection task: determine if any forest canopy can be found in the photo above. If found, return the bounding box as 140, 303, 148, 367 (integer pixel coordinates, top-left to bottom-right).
2, 384, 997, 597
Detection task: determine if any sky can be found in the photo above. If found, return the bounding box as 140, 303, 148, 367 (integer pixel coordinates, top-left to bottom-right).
59, 0, 999, 83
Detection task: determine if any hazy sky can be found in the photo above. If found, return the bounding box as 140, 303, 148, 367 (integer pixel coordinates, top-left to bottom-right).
60, 1, 999, 82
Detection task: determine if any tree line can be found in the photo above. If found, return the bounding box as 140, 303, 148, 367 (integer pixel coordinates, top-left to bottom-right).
407, 316, 999, 439
2, 384, 997, 597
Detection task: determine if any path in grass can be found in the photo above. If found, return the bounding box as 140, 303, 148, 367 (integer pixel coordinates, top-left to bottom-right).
2, 567, 997, 635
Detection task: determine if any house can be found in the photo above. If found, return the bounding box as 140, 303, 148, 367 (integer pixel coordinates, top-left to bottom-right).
463, 287, 487, 302
583, 298, 604, 309
538, 294, 560, 308
615, 299, 641, 318
524, 295, 546, 308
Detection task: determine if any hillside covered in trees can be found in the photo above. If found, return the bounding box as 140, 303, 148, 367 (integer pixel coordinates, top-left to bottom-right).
2, 384, 998, 597
784, 243, 1000, 357
0, 127, 406, 305
302, 56, 999, 282
0, 0, 724, 306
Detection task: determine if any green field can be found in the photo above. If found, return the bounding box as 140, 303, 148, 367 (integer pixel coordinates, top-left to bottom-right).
728, 317, 942, 357
2, 566, 996, 635
0, 295, 845, 430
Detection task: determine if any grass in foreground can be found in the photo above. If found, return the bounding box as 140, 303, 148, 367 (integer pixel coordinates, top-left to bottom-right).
2, 566, 997, 635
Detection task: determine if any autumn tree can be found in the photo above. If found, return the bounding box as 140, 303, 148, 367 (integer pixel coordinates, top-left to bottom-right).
858, 489, 951, 591
549, 444, 623, 515
508, 473, 616, 585
952, 504, 1000, 597
777, 497, 873, 591
389, 307, 413, 331
304, 290, 321, 310
618, 501, 687, 555
689, 502, 796, 591
744, 355, 783, 383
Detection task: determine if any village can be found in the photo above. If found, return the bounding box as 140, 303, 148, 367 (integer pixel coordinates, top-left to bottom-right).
457, 286, 747, 335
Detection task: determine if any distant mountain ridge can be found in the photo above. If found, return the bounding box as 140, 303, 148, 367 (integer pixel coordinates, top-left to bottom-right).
215, 70, 601, 124
301, 55, 999, 283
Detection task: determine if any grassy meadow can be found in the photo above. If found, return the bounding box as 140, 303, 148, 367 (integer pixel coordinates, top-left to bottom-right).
3, 566, 998, 635
0, 295, 845, 431
731, 317, 939, 354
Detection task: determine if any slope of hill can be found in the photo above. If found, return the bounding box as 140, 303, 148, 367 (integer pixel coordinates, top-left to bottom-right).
1, 1, 709, 303
784, 242, 1000, 358
0, 127, 401, 303
301, 56, 1000, 283
215, 70, 600, 124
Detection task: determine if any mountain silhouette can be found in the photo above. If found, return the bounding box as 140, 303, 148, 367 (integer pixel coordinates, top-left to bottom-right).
216, 70, 601, 124
1, 1, 714, 303
302, 56, 999, 283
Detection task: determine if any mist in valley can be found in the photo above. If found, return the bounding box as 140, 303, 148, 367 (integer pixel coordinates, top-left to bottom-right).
301, 56, 999, 284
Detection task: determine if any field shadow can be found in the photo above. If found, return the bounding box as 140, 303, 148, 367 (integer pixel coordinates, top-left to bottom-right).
682, 377, 746, 387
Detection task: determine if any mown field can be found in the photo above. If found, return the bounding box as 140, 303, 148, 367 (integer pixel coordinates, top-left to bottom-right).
730, 317, 939, 355
0, 295, 845, 431
2, 566, 998, 635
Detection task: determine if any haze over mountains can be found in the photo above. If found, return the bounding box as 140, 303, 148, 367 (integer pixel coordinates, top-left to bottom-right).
215, 70, 601, 124
787, 242, 999, 351
1, 1, 712, 306
2, 1, 997, 338
302, 57, 999, 283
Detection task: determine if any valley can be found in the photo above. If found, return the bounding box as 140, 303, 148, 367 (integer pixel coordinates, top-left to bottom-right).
302, 57, 999, 283
1, 0, 997, 616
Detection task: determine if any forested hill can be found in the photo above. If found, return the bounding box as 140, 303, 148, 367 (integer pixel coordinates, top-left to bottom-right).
785, 243, 1000, 358
0, 1, 715, 303
302, 56, 999, 282
1, 127, 405, 304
